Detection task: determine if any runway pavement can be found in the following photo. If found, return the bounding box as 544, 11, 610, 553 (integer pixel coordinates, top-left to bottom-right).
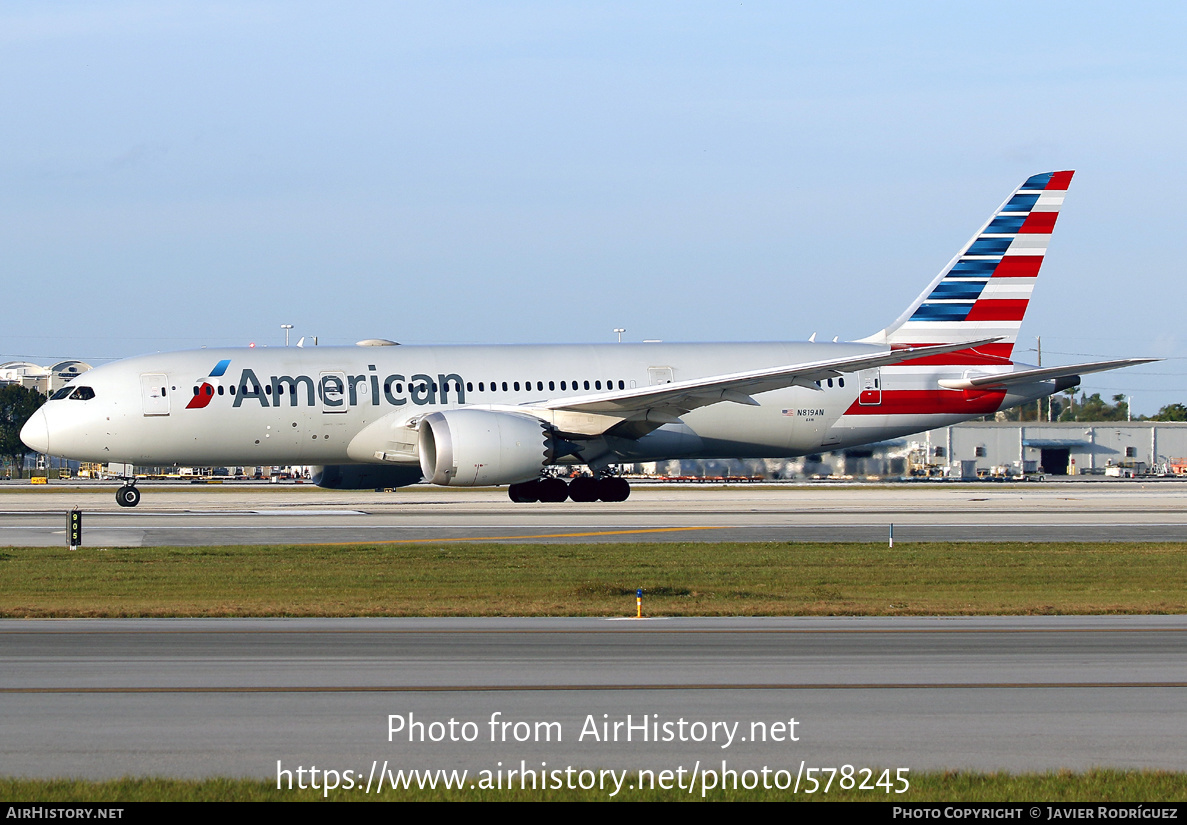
3, 480, 1187, 546
2, 616, 1185, 785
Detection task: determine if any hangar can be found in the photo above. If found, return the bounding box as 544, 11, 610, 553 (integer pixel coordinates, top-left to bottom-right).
913, 421, 1187, 478
0, 360, 92, 395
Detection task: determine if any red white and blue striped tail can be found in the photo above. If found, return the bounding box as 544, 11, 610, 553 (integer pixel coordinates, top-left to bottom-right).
860, 171, 1073, 365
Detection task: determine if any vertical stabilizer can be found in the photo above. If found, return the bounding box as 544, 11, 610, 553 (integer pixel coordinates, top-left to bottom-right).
859, 171, 1073, 363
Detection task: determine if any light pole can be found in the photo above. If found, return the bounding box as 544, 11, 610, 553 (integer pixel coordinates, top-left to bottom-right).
281, 324, 293, 346
614, 328, 626, 343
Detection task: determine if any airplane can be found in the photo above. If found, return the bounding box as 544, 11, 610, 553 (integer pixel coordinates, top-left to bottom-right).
20, 170, 1153, 507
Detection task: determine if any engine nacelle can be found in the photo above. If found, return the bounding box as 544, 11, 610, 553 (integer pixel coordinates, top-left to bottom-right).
418, 409, 551, 486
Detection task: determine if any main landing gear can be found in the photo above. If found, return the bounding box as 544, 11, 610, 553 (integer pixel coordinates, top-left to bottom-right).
507, 476, 630, 503
115, 484, 141, 508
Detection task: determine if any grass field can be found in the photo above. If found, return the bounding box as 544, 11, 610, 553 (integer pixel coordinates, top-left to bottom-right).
1, 540, 1185, 617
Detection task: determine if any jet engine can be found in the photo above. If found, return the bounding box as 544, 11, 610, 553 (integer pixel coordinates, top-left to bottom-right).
418, 409, 552, 486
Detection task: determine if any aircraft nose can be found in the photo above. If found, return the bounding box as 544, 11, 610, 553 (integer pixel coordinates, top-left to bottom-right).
20, 407, 49, 454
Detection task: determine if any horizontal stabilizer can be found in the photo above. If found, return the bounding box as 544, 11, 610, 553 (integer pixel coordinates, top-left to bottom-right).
937, 358, 1157, 390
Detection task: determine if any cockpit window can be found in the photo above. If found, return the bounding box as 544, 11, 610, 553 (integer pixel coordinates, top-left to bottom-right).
68, 386, 96, 400
50, 387, 72, 400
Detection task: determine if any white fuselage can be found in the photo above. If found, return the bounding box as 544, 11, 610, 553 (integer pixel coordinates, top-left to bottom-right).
24, 341, 1047, 470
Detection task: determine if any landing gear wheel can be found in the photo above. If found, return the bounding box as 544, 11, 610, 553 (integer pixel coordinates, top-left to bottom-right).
508, 481, 540, 503
597, 477, 630, 502
115, 486, 141, 508
567, 475, 600, 503
536, 477, 569, 503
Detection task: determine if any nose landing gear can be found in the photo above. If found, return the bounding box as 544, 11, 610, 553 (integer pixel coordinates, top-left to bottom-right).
115, 484, 141, 508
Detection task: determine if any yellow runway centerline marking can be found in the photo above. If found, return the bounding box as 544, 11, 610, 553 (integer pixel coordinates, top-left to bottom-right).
308, 525, 726, 546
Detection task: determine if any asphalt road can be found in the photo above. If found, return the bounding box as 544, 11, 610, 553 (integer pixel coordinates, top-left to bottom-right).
2, 616, 1185, 784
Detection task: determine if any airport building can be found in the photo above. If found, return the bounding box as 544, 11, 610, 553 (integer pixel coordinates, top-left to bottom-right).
910, 420, 1187, 478
0, 360, 92, 395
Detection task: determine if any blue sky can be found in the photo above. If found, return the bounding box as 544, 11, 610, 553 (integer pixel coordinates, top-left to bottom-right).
2, 2, 1183, 413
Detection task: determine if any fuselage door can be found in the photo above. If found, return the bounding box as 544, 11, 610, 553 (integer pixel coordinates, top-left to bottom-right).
648, 366, 674, 385
858, 368, 882, 406
320, 371, 348, 414
140, 373, 170, 416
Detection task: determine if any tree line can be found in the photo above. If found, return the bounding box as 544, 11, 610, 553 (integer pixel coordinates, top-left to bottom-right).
997, 392, 1186, 423
1, 384, 46, 476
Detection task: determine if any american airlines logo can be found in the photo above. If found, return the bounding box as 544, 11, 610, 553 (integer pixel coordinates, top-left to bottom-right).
186, 361, 467, 410
185, 359, 231, 410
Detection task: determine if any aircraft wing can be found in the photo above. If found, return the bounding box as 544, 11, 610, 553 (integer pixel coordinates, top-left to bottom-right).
937, 358, 1158, 390
501, 338, 1000, 437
